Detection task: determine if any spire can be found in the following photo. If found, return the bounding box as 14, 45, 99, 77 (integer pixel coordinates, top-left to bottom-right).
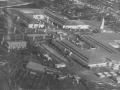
100, 17, 105, 30
1, 37, 4, 45
60, 35, 63, 40
14, 27, 16, 33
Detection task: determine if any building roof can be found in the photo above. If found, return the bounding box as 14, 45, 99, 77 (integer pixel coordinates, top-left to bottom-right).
82, 34, 120, 54
78, 33, 120, 64
9, 8, 45, 23
90, 33, 120, 41
19, 8, 45, 18
26, 62, 46, 72
54, 38, 108, 65
3, 34, 23, 41
5, 41, 27, 49
41, 44, 67, 62
44, 10, 104, 28
54, 38, 120, 65
82, 20, 111, 31
88, 52, 108, 64
66, 20, 87, 25
106, 53, 120, 62
87, 46, 120, 64
53, 39, 89, 66
64, 20, 105, 27
62, 39, 89, 60
6, 41, 26, 45
83, 20, 101, 28
44, 10, 67, 25
44, 10, 89, 26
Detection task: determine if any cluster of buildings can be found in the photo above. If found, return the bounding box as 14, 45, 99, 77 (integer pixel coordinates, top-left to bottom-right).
2, 5, 120, 88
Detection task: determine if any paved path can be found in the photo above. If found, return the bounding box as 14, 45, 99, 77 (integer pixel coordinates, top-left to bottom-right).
0, 66, 12, 90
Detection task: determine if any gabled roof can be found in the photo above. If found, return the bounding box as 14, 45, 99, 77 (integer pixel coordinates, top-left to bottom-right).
83, 20, 101, 28
26, 62, 46, 72
66, 20, 87, 25
82, 34, 120, 54
9, 8, 45, 23
44, 10, 67, 25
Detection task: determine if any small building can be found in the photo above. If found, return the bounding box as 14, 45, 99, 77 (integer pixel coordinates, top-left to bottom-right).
24, 28, 45, 34
4, 41, 27, 50
43, 54, 52, 61
58, 74, 67, 80
95, 72, 106, 78
109, 42, 120, 48
55, 63, 66, 68
104, 72, 112, 77
27, 33, 51, 40
95, 71, 119, 78
27, 61, 60, 74
26, 62, 46, 73
2, 34, 24, 41
63, 20, 89, 29
28, 21, 44, 29
88, 62, 107, 68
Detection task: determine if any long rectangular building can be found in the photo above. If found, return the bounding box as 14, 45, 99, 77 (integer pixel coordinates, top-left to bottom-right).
44, 10, 89, 29
27, 61, 60, 73
44, 10, 67, 27
81, 34, 120, 54
4, 8, 45, 29
52, 38, 90, 69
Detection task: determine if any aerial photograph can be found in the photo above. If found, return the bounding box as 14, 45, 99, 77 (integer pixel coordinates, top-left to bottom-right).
1, 0, 120, 90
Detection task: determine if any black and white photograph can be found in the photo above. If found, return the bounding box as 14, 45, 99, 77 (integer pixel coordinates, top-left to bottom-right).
0, 0, 120, 90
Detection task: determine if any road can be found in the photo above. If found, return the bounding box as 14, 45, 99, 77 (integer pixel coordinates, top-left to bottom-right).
0, 66, 12, 90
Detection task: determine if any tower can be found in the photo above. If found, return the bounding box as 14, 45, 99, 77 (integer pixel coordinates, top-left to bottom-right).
100, 17, 105, 30
100, 17, 106, 33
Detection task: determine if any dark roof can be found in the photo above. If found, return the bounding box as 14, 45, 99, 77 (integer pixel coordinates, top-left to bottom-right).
44, 11, 101, 27
62, 39, 89, 61
8, 8, 44, 23
9, 8, 33, 23
44, 10, 67, 25
3, 34, 23, 41
53, 39, 89, 64
53, 38, 119, 65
